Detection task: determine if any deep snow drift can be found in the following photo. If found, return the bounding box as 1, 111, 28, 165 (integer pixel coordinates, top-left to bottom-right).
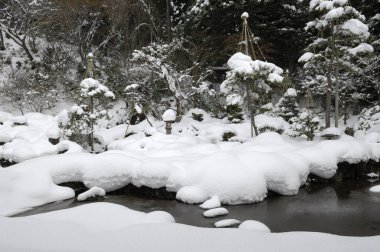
1, 203, 379, 252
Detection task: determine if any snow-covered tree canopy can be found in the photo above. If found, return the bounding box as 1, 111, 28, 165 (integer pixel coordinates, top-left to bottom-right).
128, 40, 214, 118
221, 52, 284, 106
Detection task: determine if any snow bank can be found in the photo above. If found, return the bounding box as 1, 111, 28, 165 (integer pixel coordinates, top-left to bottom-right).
0, 112, 83, 163
1, 203, 380, 252
1, 130, 379, 216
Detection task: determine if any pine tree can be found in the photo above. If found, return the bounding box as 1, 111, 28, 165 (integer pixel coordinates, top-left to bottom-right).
221, 52, 284, 132
288, 110, 320, 141
275, 88, 300, 122
65, 78, 114, 152
300, 0, 373, 127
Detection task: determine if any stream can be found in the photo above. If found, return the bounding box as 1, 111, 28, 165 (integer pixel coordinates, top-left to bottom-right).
15, 180, 380, 236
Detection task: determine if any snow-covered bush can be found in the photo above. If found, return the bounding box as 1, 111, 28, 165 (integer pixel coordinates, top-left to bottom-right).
287, 110, 320, 141
226, 104, 244, 123
64, 78, 114, 151
0, 69, 59, 114
221, 52, 283, 131
354, 105, 380, 133
275, 88, 300, 122
256, 114, 288, 135
127, 40, 214, 120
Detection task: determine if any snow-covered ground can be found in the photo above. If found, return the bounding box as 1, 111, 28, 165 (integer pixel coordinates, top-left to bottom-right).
1, 109, 380, 216
0, 203, 379, 252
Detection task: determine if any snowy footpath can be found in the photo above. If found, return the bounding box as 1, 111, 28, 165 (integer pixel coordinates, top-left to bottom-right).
0, 203, 379, 252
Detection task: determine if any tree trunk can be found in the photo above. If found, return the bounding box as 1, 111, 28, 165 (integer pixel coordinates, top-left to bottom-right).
89, 96, 94, 152
334, 62, 339, 127
175, 96, 181, 122
0, 28, 5, 51
21, 38, 34, 62
325, 73, 332, 128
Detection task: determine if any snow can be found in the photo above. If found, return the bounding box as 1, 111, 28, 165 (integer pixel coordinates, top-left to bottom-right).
199, 196, 221, 209
0, 112, 83, 163
227, 52, 254, 74
241, 12, 249, 19
1, 203, 380, 252
163, 109, 176, 122
321, 127, 341, 136
369, 185, 380, 193
348, 43, 374, 55
80, 78, 115, 99
214, 219, 241, 228
203, 208, 229, 218
325, 7, 344, 20
238, 220, 271, 233
255, 114, 288, 133
77, 187, 106, 201
366, 173, 379, 178
341, 19, 370, 39
286, 88, 297, 97
299, 52, 314, 62
1, 129, 379, 216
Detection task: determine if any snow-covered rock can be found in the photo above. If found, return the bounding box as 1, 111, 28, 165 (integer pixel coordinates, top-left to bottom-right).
369, 185, 380, 193
77, 187, 106, 201
214, 219, 241, 228
203, 208, 229, 218
199, 196, 221, 209
238, 220, 271, 233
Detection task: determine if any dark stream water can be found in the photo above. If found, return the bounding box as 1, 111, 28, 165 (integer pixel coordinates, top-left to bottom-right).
16, 180, 380, 236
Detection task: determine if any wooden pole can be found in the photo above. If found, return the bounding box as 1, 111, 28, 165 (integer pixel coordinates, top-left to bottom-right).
166, 0, 172, 43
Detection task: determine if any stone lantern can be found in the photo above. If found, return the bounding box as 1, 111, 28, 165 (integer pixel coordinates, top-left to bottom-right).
163, 109, 176, 135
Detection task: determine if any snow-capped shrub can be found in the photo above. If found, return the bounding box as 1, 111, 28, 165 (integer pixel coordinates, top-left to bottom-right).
64, 78, 114, 151
287, 110, 320, 141
222, 131, 236, 141
226, 104, 244, 123
255, 114, 288, 134
275, 88, 300, 122
354, 105, 380, 133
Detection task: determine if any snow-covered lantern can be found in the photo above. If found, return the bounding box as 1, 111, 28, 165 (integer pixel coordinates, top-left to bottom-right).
163, 109, 176, 135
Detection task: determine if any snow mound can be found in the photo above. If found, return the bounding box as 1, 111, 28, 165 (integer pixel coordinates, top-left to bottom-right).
214, 219, 241, 228
0, 112, 83, 163
199, 196, 221, 209
77, 187, 106, 201
369, 185, 380, 193
203, 208, 229, 218
321, 127, 341, 136
238, 220, 271, 233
